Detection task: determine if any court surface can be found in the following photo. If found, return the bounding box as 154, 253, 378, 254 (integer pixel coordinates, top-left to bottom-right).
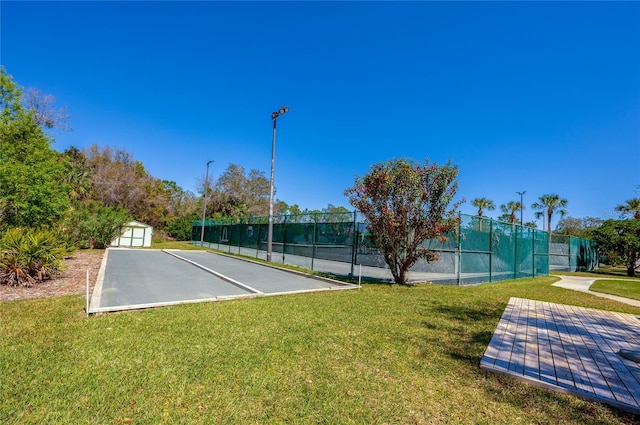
89, 249, 356, 313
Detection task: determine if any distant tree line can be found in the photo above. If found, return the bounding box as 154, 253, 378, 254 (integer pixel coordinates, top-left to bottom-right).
469, 193, 640, 276
2, 66, 638, 286
0, 68, 353, 285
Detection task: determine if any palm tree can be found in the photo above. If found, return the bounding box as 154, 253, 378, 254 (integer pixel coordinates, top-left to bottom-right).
531, 194, 568, 237
471, 197, 495, 231
615, 198, 640, 219
471, 197, 495, 217
500, 201, 523, 225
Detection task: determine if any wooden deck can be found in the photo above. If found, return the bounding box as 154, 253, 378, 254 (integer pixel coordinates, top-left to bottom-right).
480, 297, 640, 415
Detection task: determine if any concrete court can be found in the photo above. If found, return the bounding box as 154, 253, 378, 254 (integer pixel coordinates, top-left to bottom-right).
89, 248, 355, 314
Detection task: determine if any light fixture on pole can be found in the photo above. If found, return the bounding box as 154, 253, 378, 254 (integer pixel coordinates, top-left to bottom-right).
516, 190, 526, 225
267, 106, 289, 262
200, 160, 214, 246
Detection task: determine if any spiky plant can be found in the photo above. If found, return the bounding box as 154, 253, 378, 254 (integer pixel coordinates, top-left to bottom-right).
0, 228, 66, 287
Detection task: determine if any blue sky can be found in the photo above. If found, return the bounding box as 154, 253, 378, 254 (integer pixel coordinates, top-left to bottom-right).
2, 1, 639, 227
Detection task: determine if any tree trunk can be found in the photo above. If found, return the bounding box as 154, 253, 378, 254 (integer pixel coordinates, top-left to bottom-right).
627, 266, 635, 277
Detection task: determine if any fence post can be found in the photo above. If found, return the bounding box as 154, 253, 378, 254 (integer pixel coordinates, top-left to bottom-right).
282, 215, 288, 264
489, 218, 493, 283
514, 224, 518, 280
532, 229, 536, 278
350, 210, 357, 279
457, 212, 462, 285
256, 222, 261, 259
311, 213, 317, 271
568, 235, 573, 272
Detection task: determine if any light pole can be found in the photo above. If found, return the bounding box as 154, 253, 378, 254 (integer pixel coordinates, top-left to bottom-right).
200, 160, 214, 246
267, 106, 289, 262
516, 190, 526, 225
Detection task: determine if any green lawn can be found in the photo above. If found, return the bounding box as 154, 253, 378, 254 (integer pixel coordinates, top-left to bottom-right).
149, 240, 205, 250
2, 276, 639, 424
590, 279, 640, 301
564, 265, 637, 279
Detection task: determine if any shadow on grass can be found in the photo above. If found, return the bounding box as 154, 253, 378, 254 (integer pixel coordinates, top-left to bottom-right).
415, 301, 501, 364
422, 300, 638, 423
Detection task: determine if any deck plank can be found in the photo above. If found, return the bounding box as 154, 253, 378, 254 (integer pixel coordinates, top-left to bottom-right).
537, 301, 557, 386
480, 297, 640, 415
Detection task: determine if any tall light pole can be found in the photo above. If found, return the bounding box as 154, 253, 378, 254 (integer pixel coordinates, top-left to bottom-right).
267, 106, 289, 262
516, 190, 526, 225
200, 160, 214, 246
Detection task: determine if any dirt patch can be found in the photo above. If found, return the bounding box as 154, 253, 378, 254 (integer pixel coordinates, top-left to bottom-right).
0, 249, 105, 302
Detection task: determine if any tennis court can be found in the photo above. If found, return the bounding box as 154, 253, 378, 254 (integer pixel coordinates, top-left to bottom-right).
88, 248, 357, 314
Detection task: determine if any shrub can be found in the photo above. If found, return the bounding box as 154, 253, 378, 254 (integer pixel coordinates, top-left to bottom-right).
166, 213, 200, 241
63, 201, 131, 249
0, 228, 67, 287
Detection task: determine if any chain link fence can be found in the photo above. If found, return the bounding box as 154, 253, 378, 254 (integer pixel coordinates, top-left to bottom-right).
192, 212, 597, 285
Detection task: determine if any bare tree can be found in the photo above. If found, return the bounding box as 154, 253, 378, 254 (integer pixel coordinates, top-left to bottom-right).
23, 87, 71, 131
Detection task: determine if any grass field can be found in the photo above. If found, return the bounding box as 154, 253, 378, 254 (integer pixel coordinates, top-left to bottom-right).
149, 240, 206, 250
2, 275, 640, 424
566, 265, 637, 278
590, 279, 640, 301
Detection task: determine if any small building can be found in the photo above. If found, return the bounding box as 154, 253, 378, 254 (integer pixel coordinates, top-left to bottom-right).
111, 221, 153, 248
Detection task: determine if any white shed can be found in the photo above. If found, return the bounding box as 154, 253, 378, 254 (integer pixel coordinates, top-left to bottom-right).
111, 221, 153, 248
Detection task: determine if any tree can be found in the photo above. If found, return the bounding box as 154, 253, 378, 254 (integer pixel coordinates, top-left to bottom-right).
273, 200, 289, 216
288, 204, 302, 216
63, 147, 94, 201
84, 144, 170, 228
471, 197, 495, 217
165, 212, 200, 241
162, 180, 198, 218
345, 158, 460, 285
322, 204, 353, 222
63, 201, 131, 249
590, 219, 640, 277
23, 87, 71, 131
211, 164, 272, 217
615, 198, 640, 220
0, 67, 70, 229
555, 216, 603, 237
472, 197, 495, 231
532, 194, 568, 237
499, 201, 523, 225
85, 144, 146, 209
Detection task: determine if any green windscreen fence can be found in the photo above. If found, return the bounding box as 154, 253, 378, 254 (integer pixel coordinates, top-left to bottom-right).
549, 234, 597, 272
192, 212, 597, 285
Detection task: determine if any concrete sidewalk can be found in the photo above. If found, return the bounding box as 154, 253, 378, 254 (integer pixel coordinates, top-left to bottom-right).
552, 275, 640, 307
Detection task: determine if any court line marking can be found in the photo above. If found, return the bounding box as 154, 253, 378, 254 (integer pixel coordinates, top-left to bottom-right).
162, 249, 265, 295
178, 248, 358, 288
88, 248, 110, 314
90, 294, 259, 314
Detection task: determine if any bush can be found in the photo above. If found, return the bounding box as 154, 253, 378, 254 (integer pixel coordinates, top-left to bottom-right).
0, 228, 67, 287
63, 201, 131, 249
166, 213, 200, 241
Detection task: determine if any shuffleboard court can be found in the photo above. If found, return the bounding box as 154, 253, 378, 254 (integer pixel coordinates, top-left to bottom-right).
89, 248, 355, 314
169, 250, 340, 294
